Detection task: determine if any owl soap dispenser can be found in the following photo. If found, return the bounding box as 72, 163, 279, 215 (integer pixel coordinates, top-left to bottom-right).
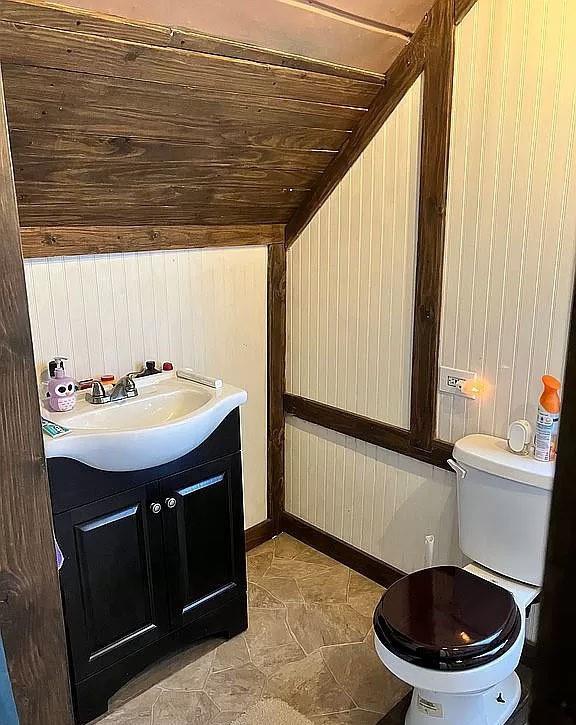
47, 357, 77, 412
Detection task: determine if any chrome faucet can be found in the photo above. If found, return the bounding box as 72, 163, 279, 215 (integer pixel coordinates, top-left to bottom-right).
109, 372, 139, 402
85, 372, 139, 405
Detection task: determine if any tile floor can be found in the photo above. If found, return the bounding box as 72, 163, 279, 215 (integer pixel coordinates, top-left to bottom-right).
93, 534, 409, 725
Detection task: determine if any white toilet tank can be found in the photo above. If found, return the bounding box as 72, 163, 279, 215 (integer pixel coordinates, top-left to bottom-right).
452, 434, 554, 587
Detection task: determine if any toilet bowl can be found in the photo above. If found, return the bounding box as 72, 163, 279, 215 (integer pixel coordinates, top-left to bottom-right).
373, 435, 553, 724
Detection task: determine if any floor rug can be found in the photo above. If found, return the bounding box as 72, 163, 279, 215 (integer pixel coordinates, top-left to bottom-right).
231, 698, 315, 725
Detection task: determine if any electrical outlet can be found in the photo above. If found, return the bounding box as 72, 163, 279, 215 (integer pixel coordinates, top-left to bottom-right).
439, 367, 478, 399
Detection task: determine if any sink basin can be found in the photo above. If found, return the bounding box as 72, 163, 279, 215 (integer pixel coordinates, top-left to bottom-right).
41, 372, 247, 471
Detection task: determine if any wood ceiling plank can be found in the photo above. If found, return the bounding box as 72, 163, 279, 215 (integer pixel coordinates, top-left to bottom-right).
0, 21, 382, 107
16, 182, 308, 207
12, 158, 321, 188
9, 129, 337, 172
0, 0, 171, 44
3, 65, 367, 132
16, 203, 300, 226
7, 97, 350, 152
19, 223, 285, 257
0, 0, 386, 82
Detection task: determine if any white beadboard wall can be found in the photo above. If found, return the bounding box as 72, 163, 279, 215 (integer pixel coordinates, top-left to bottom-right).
438, 0, 576, 442
286, 77, 422, 429
24, 246, 268, 529
286, 417, 462, 571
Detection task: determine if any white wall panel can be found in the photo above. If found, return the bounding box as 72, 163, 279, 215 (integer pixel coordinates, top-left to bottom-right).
25, 246, 268, 528
286, 417, 462, 572
287, 77, 422, 429
438, 0, 576, 442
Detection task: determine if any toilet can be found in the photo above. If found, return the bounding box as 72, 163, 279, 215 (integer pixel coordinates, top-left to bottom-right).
373, 434, 553, 725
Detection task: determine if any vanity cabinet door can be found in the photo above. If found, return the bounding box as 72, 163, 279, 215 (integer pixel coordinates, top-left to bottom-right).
161, 454, 246, 629
54, 484, 169, 681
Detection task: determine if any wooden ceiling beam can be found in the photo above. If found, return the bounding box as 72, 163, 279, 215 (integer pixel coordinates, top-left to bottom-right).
19, 224, 285, 258
285, 8, 431, 245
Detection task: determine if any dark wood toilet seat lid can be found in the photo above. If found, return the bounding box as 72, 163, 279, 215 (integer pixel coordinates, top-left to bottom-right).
373, 566, 522, 671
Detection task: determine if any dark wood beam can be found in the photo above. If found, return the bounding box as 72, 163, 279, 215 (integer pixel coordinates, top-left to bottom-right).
19, 224, 285, 258
455, 0, 481, 25
285, 394, 451, 470
268, 243, 287, 534
0, 0, 386, 83
285, 8, 432, 245
409, 0, 455, 451
0, 63, 73, 724
530, 282, 576, 723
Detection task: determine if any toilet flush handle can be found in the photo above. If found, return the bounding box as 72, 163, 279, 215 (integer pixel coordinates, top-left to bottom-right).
447, 459, 467, 479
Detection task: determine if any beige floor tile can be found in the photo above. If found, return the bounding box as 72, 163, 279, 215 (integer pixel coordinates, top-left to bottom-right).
247, 539, 275, 557
266, 651, 354, 717
248, 581, 285, 609
152, 690, 219, 725
298, 567, 350, 604
247, 551, 273, 579
209, 713, 242, 724
347, 572, 384, 615
274, 533, 310, 559
212, 635, 251, 673
311, 709, 384, 724
259, 576, 304, 603
94, 687, 161, 724
295, 547, 342, 568
249, 640, 307, 676
204, 663, 266, 712
158, 647, 217, 692
266, 557, 334, 580
322, 642, 409, 713
287, 603, 371, 654
245, 608, 297, 650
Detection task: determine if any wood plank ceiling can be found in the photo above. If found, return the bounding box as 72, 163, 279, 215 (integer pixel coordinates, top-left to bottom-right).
0, 0, 431, 230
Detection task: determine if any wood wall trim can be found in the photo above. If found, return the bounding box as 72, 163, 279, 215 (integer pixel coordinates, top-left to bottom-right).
409, 0, 455, 451
0, 64, 73, 724
19, 224, 285, 258
285, 394, 452, 470
267, 243, 287, 534
245, 519, 275, 552
281, 513, 405, 589
285, 9, 431, 245
0, 0, 386, 84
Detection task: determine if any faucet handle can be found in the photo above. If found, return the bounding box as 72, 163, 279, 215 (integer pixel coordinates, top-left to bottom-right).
125, 372, 139, 391
86, 380, 110, 405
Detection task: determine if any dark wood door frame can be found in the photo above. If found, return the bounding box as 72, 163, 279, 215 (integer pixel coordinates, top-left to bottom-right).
530, 284, 576, 723
0, 63, 73, 724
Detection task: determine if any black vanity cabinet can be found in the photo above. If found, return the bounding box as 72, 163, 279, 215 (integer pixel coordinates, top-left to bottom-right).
49, 410, 248, 724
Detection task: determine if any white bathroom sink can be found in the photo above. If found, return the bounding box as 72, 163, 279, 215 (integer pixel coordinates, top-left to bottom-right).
41, 372, 247, 472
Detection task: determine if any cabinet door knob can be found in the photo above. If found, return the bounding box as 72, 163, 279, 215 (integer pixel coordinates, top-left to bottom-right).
150, 502, 162, 514
165, 497, 177, 509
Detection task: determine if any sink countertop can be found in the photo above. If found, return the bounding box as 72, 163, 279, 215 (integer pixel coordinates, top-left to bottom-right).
41, 371, 247, 472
